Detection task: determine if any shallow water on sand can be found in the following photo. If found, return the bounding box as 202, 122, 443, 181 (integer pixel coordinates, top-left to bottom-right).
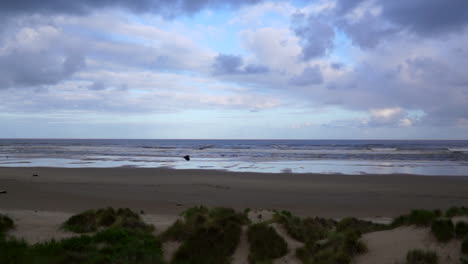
1, 139, 467, 175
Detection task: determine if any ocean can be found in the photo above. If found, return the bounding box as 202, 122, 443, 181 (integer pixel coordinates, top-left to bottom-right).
0, 139, 468, 175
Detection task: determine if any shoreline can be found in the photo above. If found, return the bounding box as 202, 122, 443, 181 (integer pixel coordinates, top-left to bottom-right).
1, 167, 467, 218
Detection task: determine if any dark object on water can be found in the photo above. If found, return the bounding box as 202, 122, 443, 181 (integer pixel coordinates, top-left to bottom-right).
176, 203, 183, 206
183, 155, 190, 161
0, 190, 7, 194
32, 174, 38, 177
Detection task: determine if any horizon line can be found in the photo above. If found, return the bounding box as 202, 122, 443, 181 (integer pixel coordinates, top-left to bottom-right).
1, 138, 468, 141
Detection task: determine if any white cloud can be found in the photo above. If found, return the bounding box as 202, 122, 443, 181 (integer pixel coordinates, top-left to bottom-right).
240, 27, 303, 73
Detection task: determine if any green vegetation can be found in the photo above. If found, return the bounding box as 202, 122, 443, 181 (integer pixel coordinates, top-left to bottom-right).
63, 207, 153, 233
247, 223, 288, 264
273, 212, 370, 264
160, 206, 249, 264
4, 206, 468, 264
336, 217, 389, 234
445, 206, 468, 218
273, 210, 336, 245
430, 218, 454, 242
405, 249, 438, 264
296, 230, 366, 264
0, 227, 165, 264
392, 209, 440, 227
462, 236, 468, 254
455, 221, 468, 239
0, 214, 14, 234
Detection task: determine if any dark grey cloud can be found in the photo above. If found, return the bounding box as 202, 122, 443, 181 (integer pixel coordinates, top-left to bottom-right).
0, 0, 262, 17
0, 49, 85, 89
289, 66, 323, 86
292, 13, 335, 60
333, 0, 468, 49
406, 56, 468, 87
336, 13, 398, 49
381, 0, 468, 36
212, 54, 269, 75
330, 63, 344, 70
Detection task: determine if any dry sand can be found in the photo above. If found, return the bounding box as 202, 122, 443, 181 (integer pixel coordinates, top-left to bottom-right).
1, 167, 467, 218
355, 226, 463, 264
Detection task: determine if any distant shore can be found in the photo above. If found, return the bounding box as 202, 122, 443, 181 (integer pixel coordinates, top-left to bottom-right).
1, 167, 467, 218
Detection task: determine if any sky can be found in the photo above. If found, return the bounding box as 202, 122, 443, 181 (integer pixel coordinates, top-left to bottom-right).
1, 0, 468, 139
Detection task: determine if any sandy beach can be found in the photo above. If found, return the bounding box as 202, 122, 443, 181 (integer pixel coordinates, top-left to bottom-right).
1, 167, 467, 218
1, 167, 468, 263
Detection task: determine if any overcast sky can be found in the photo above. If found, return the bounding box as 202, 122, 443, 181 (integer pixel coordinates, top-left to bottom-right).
1, 0, 467, 139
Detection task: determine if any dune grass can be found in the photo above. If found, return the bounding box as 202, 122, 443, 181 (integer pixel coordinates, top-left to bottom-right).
273, 210, 336, 245
430, 218, 454, 242
62, 207, 153, 233
406, 249, 438, 264
272, 212, 370, 264
247, 223, 288, 264
336, 217, 389, 234
0, 214, 14, 234
160, 206, 249, 264
455, 221, 468, 239
295, 230, 366, 264
0, 227, 165, 264
462, 236, 468, 254
391, 209, 440, 227
445, 206, 468, 218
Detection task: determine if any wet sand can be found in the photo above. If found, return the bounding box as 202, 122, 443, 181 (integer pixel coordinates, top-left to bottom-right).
0, 167, 467, 218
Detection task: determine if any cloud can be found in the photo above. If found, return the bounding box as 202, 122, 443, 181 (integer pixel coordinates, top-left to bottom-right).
365, 107, 412, 127
333, 0, 468, 49
291, 12, 335, 60
289, 66, 323, 86
240, 27, 302, 73
0, 0, 263, 17
212, 54, 269, 75
0, 24, 86, 89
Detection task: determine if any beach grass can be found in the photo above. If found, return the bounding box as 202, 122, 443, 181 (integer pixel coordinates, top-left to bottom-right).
62, 207, 154, 234
273, 210, 336, 244
462, 236, 468, 254
2, 206, 468, 263
455, 221, 468, 239
161, 206, 248, 264
391, 209, 440, 227
336, 217, 389, 234
295, 230, 366, 264
0, 214, 14, 234
0, 227, 165, 264
445, 206, 468, 218
272, 212, 370, 264
247, 223, 288, 264
405, 249, 438, 264
430, 218, 454, 242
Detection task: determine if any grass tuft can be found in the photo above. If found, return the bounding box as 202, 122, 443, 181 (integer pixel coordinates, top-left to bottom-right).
247, 223, 288, 264
392, 209, 439, 227
0, 227, 164, 264
273, 211, 336, 245
296, 230, 366, 264
455, 221, 468, 239
0, 214, 14, 234
62, 207, 153, 233
161, 206, 248, 264
406, 249, 438, 264
430, 218, 454, 242
336, 217, 389, 234
462, 236, 468, 254
445, 206, 468, 218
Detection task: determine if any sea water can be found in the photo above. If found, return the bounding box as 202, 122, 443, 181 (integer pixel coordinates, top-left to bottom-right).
0, 139, 467, 175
